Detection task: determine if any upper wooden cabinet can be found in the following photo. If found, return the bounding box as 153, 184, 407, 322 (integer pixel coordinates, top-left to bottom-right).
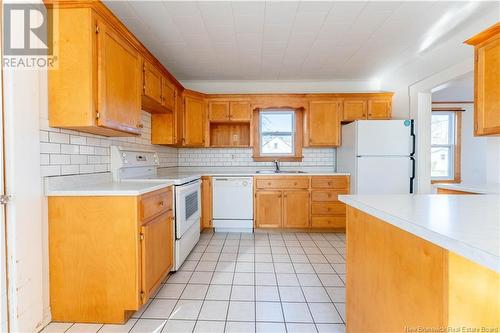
342, 95, 392, 122
465, 23, 500, 136
308, 100, 341, 146
142, 59, 178, 113
183, 93, 206, 147
208, 100, 251, 122
343, 99, 367, 121
48, 8, 142, 136
368, 99, 392, 119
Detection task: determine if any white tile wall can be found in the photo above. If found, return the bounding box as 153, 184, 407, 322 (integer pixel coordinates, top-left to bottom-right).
40, 111, 178, 177
40, 112, 335, 177
178, 147, 336, 167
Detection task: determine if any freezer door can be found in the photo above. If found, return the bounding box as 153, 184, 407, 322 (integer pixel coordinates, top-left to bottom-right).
356, 156, 413, 194
213, 177, 253, 219
357, 120, 413, 156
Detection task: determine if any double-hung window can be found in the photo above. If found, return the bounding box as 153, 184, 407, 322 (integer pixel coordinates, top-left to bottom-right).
253, 108, 303, 161
431, 110, 461, 182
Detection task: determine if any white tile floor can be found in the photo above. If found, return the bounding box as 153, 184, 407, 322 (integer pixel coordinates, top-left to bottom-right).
41, 231, 346, 333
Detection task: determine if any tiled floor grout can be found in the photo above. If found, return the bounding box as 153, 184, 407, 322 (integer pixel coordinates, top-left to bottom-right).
42, 231, 346, 333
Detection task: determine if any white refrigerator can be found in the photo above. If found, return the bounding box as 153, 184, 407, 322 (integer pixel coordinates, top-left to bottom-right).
337, 120, 416, 194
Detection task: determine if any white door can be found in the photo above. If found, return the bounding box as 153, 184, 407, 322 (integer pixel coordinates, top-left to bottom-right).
213, 177, 253, 220
357, 120, 413, 156
356, 157, 413, 194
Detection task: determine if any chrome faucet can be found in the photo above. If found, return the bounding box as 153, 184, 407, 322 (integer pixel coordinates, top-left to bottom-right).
273, 160, 280, 172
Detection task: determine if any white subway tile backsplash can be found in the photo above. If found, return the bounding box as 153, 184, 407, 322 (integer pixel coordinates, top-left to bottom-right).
70, 135, 86, 145
49, 132, 70, 144
50, 154, 71, 165
41, 142, 60, 154
60, 144, 79, 154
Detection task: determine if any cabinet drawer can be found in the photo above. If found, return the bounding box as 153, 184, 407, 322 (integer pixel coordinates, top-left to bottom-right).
140, 187, 172, 222
311, 176, 348, 189
311, 190, 347, 202
256, 177, 309, 189
311, 216, 345, 229
311, 202, 346, 215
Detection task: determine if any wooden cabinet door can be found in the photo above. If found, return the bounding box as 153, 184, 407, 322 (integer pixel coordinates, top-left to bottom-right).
475, 34, 500, 136
343, 99, 367, 121
230, 101, 251, 121
201, 177, 213, 230
209, 102, 230, 121
96, 20, 141, 135
143, 60, 162, 105
283, 190, 310, 228
184, 96, 206, 146
308, 100, 341, 146
162, 78, 177, 112
255, 190, 282, 228
141, 211, 173, 301
368, 99, 392, 119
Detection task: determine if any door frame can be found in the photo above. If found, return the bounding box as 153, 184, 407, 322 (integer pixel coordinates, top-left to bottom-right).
409, 59, 473, 193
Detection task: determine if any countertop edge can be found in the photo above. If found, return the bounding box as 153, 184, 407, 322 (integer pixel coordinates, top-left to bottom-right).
46, 182, 173, 197
433, 182, 500, 194
338, 195, 500, 273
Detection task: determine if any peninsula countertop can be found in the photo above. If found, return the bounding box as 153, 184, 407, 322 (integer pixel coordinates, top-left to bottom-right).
434, 181, 500, 194
338, 194, 500, 272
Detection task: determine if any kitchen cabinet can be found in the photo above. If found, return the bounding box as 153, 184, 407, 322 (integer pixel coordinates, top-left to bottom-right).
183, 93, 206, 147
437, 188, 476, 195
141, 210, 173, 298
342, 97, 392, 121
465, 23, 500, 136
283, 190, 310, 228
368, 99, 392, 119
208, 101, 251, 122
48, 7, 142, 137
255, 190, 283, 228
308, 100, 341, 146
142, 60, 178, 114
254, 176, 349, 230
48, 187, 174, 324
343, 99, 367, 121
201, 176, 213, 230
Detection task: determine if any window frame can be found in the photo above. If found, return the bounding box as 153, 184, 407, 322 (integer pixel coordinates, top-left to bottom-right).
252, 107, 303, 162
430, 109, 462, 183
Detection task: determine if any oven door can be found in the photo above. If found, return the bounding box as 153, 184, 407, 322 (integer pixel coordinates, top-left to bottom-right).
175, 180, 201, 239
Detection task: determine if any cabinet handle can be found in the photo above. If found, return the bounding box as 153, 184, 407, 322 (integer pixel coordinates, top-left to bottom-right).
159, 200, 164, 207
137, 123, 144, 129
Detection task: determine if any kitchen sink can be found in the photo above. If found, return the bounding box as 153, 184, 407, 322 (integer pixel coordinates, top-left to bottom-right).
256, 170, 307, 174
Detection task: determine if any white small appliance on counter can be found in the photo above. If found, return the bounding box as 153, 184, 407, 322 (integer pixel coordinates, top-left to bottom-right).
337, 120, 416, 194
212, 177, 254, 233
111, 146, 200, 271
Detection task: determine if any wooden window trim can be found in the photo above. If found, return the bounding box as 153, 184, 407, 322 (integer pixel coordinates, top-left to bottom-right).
252, 107, 304, 162
431, 109, 462, 184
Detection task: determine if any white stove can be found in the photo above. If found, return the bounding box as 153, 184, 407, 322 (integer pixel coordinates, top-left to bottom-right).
111, 146, 200, 271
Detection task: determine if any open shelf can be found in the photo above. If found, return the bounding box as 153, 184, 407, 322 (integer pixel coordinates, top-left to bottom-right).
209, 122, 250, 147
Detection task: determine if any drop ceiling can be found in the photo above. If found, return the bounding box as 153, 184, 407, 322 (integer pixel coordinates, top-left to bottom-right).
104, 1, 497, 81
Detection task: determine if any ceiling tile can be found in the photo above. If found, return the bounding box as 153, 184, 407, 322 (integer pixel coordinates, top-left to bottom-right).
199, 1, 234, 26
232, 1, 265, 16
173, 16, 207, 35
163, 1, 200, 17
326, 2, 367, 23
207, 26, 236, 43
292, 11, 327, 33
297, 1, 335, 13
235, 15, 264, 33
265, 1, 299, 25
262, 41, 287, 55
263, 24, 292, 41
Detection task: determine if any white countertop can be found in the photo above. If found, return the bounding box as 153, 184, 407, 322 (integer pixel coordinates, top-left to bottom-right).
434, 182, 500, 194
338, 194, 500, 272
46, 167, 348, 196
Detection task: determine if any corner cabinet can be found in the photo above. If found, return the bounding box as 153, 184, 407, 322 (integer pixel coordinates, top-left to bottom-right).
465, 23, 500, 136
48, 7, 142, 136
308, 100, 341, 146
48, 187, 174, 324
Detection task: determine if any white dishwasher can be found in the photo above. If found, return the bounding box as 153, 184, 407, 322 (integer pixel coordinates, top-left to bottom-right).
212, 177, 254, 233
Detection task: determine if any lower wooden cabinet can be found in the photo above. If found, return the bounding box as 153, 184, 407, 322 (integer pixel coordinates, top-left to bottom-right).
283, 190, 310, 228
254, 176, 349, 230
255, 190, 283, 228
141, 210, 173, 298
436, 188, 476, 195
48, 187, 173, 324
201, 176, 213, 230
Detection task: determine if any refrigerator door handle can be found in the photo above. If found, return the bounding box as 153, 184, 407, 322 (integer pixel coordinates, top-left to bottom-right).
410, 120, 416, 156
410, 157, 416, 193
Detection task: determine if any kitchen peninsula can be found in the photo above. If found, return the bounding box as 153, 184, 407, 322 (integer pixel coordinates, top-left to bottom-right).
339, 194, 500, 332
